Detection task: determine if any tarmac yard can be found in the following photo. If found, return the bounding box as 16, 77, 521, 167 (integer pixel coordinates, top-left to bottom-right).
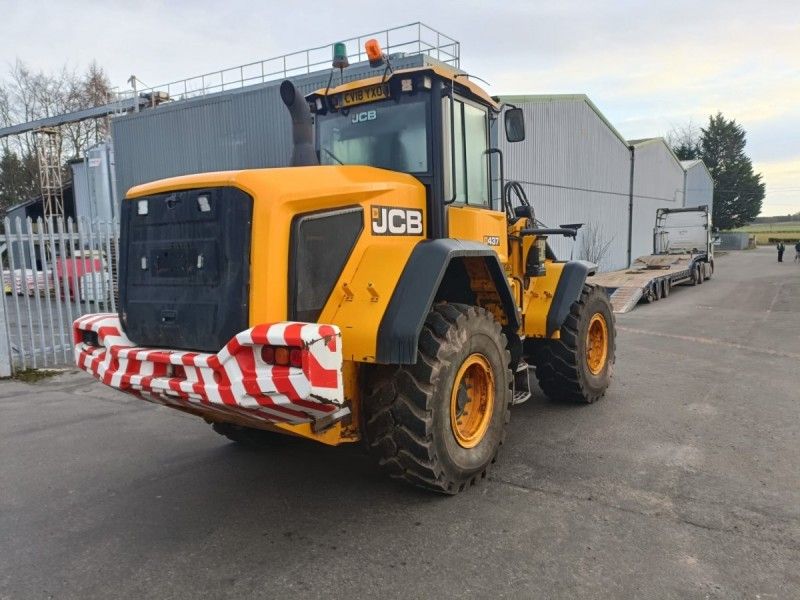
1, 246, 798, 599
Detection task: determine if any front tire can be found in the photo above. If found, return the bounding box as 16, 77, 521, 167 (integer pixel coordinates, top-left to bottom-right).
362, 304, 512, 494
531, 284, 616, 404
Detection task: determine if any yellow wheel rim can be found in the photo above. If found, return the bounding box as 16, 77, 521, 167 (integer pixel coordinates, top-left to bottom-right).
450, 354, 495, 449
586, 313, 609, 375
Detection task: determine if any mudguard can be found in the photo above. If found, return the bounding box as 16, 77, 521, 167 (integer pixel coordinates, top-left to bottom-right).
376, 239, 520, 364
546, 260, 597, 337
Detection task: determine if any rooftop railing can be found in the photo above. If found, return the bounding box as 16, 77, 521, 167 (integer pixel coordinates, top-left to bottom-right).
121, 22, 460, 106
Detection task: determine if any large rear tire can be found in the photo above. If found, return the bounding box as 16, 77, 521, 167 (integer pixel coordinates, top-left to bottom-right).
362, 304, 512, 494
531, 284, 615, 404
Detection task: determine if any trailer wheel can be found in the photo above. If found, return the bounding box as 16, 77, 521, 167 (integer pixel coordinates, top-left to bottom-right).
532, 284, 615, 404
643, 283, 655, 303
362, 303, 512, 494
662, 279, 670, 298
654, 280, 663, 300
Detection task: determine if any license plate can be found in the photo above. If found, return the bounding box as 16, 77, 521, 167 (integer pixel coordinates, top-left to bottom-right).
339, 84, 389, 107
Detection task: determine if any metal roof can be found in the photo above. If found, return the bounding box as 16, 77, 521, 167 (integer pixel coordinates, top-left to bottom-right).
628, 137, 684, 169
497, 94, 631, 148
681, 158, 713, 179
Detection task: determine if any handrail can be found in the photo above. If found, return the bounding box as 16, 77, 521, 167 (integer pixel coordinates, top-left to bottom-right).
117, 22, 460, 105
520, 228, 579, 239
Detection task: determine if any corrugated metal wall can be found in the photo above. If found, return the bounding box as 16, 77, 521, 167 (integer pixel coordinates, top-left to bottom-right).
498, 98, 695, 270
498, 96, 631, 271
630, 140, 685, 259
112, 54, 433, 198
718, 232, 749, 250
682, 160, 714, 217
71, 143, 117, 222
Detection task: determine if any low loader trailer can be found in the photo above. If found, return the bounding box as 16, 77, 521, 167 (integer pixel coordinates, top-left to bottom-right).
590, 206, 714, 313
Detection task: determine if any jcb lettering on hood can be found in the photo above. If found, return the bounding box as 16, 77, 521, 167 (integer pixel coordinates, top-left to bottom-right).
371, 206, 423, 236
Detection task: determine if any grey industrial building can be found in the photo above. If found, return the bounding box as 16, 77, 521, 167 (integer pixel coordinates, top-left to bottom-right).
682, 158, 714, 213
74, 29, 713, 273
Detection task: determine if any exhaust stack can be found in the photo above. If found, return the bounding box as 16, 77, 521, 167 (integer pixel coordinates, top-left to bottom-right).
280, 80, 318, 167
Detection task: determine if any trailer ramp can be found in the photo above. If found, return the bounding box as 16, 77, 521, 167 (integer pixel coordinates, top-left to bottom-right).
590, 254, 699, 313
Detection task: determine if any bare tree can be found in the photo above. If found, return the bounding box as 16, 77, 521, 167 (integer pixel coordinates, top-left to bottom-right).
579, 221, 615, 269
0, 60, 112, 211
666, 119, 702, 160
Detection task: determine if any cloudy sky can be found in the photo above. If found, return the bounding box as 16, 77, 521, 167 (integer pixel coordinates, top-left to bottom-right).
2, 0, 798, 215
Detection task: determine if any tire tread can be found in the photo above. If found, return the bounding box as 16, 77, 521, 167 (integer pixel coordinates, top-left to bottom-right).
531, 284, 616, 404
363, 303, 511, 494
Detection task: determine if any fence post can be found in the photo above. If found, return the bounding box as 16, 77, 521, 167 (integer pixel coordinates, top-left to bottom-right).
0, 243, 12, 377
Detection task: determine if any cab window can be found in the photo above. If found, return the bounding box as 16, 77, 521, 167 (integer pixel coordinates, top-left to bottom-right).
318, 98, 429, 173
443, 98, 490, 206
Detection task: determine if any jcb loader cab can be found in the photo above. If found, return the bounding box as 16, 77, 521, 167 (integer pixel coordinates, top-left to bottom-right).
75, 41, 615, 494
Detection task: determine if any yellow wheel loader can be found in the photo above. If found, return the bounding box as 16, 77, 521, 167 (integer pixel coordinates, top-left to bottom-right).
74, 40, 615, 494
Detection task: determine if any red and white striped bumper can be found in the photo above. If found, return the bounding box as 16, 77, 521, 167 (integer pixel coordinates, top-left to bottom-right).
73, 314, 346, 427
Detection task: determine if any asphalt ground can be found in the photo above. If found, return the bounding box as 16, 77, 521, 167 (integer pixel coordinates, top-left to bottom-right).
1, 246, 798, 599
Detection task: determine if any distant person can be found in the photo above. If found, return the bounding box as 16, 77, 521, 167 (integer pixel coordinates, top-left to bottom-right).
777, 241, 785, 262
795, 241, 800, 262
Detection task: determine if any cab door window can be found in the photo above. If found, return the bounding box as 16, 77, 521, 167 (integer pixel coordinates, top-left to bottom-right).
443, 98, 490, 206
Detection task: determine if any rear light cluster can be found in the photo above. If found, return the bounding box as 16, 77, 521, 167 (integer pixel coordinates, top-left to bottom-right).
261, 346, 303, 368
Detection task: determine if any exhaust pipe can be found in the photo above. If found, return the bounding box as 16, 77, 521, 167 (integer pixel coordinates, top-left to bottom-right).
280, 80, 318, 167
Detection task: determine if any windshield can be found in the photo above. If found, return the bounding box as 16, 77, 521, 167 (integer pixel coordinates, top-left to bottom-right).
317, 98, 429, 173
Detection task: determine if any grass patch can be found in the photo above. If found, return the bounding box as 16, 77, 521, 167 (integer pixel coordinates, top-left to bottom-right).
734, 222, 800, 233
751, 232, 800, 245
728, 222, 800, 245
13, 368, 64, 383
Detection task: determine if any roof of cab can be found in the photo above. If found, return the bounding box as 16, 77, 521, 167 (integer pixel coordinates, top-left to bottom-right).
309, 64, 500, 111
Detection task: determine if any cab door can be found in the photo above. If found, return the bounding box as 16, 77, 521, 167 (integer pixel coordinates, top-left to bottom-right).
443, 97, 508, 263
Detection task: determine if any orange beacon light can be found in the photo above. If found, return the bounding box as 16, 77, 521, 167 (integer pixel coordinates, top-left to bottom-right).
365, 39, 384, 68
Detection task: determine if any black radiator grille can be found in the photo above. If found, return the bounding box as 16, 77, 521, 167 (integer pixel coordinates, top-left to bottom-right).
118, 186, 253, 352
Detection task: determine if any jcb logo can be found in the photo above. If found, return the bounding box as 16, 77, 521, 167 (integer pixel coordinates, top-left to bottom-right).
371, 206, 423, 236
351, 110, 377, 123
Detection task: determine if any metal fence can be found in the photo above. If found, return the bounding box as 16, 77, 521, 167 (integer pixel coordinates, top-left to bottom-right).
0, 217, 118, 375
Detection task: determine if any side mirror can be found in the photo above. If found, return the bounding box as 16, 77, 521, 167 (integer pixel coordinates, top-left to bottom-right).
505, 107, 525, 142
